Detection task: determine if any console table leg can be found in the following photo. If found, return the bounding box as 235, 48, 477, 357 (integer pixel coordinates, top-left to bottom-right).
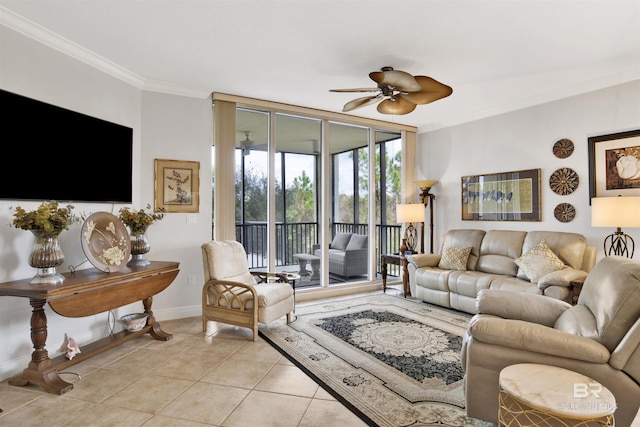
8, 298, 73, 394
143, 296, 173, 341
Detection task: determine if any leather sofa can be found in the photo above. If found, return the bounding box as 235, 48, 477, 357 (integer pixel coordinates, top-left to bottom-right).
406, 229, 596, 313
314, 232, 368, 277
460, 256, 640, 426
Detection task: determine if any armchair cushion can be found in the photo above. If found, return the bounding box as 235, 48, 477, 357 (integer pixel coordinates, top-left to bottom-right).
514, 239, 566, 283
330, 232, 352, 250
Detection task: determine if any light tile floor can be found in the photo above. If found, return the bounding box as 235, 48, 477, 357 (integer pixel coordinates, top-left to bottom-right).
0, 289, 404, 426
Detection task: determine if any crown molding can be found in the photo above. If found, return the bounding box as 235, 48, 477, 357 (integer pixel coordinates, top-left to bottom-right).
0, 6, 211, 98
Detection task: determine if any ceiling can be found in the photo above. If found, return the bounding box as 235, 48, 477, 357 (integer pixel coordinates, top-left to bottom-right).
1, 0, 639, 135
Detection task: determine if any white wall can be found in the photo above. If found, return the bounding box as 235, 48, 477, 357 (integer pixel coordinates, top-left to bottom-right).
418, 79, 640, 260
0, 26, 212, 380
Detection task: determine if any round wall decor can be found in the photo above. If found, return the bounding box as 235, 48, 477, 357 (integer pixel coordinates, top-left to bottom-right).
553, 138, 574, 159
554, 203, 576, 223
549, 167, 579, 195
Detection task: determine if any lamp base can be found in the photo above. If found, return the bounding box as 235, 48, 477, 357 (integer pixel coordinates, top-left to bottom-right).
604, 228, 635, 258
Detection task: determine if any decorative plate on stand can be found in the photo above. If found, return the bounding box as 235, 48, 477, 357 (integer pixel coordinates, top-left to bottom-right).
549, 167, 579, 195
81, 212, 130, 272
554, 203, 576, 223
552, 138, 574, 158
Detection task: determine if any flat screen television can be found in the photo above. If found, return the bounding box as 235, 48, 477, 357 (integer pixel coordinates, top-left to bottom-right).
0, 89, 133, 203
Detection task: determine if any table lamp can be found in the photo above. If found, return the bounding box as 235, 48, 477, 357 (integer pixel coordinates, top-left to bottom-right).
396, 203, 425, 254
591, 196, 640, 258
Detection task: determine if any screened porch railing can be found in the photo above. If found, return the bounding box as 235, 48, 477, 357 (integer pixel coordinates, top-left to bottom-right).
235, 222, 404, 276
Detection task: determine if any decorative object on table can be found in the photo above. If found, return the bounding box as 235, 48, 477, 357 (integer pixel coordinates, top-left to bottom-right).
552, 138, 574, 158
395, 203, 424, 254
119, 313, 148, 332
591, 196, 640, 258
118, 204, 165, 267
417, 179, 438, 253
154, 158, 200, 213
588, 129, 640, 201
59, 333, 81, 360
461, 168, 541, 221
553, 203, 576, 223
10, 201, 78, 284
549, 167, 579, 195
81, 212, 130, 272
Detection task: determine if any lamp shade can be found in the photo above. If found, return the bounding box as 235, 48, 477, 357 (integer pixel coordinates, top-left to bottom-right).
396, 203, 425, 223
591, 197, 640, 228
416, 180, 438, 190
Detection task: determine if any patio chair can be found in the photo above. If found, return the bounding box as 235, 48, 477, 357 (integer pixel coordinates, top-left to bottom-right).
201, 240, 294, 341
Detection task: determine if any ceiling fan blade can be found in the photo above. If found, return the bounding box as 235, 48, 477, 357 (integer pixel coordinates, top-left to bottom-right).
343, 95, 383, 112
377, 98, 416, 115
330, 88, 380, 93
398, 76, 453, 105
369, 69, 421, 92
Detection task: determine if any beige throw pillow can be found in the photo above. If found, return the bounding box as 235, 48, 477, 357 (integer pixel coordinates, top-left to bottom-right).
515, 240, 566, 284
438, 246, 472, 271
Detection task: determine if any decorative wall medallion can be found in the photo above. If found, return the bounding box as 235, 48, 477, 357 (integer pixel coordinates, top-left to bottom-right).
549, 167, 579, 195
553, 138, 574, 158
554, 203, 576, 223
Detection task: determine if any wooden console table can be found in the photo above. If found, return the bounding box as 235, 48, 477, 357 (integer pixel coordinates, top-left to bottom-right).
0, 261, 179, 395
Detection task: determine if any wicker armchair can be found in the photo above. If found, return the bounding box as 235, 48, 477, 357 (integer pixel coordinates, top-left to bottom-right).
201, 240, 294, 341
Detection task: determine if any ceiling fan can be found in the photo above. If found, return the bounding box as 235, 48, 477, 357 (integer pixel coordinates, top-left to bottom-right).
239, 131, 267, 155
330, 66, 453, 115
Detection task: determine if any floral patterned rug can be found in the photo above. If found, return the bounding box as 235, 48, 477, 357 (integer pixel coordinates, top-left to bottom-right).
259, 293, 494, 427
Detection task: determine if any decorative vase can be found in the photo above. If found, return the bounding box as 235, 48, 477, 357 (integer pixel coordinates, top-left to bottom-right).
128, 229, 151, 267
28, 230, 65, 284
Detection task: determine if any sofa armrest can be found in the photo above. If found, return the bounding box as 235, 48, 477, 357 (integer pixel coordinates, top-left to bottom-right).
476, 289, 571, 327
406, 253, 441, 269
537, 267, 588, 289
468, 314, 610, 363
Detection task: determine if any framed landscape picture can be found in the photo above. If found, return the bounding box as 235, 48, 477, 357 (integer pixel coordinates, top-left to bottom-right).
461, 168, 541, 221
588, 129, 640, 202
154, 158, 200, 213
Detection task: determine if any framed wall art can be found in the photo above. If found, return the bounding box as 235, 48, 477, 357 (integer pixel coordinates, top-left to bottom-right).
461, 168, 541, 221
154, 158, 200, 213
588, 129, 640, 202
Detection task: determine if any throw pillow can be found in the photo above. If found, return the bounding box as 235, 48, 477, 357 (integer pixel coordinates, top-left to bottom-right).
515, 240, 566, 284
345, 234, 367, 250
438, 246, 472, 271
330, 232, 352, 250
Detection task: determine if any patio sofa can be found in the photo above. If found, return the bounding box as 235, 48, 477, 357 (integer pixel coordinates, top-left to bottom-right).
406, 229, 596, 314
313, 232, 368, 277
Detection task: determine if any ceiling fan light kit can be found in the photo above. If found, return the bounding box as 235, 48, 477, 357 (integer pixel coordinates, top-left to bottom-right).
331, 66, 452, 115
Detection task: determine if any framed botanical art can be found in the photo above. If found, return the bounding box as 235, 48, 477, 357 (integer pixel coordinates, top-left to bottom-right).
154, 158, 200, 213
588, 129, 640, 202
461, 168, 541, 221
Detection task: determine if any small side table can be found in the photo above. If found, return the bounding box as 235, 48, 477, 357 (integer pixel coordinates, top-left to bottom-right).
499, 363, 616, 427
570, 277, 585, 305
381, 253, 410, 297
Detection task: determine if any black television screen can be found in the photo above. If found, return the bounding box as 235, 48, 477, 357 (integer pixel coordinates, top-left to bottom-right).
1, 89, 133, 203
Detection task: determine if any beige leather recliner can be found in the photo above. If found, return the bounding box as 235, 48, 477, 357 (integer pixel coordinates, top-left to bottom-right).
201, 240, 294, 341
461, 256, 640, 426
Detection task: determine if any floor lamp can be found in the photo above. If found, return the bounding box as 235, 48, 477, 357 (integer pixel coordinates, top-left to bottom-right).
417, 180, 438, 254
396, 203, 425, 254
591, 196, 640, 258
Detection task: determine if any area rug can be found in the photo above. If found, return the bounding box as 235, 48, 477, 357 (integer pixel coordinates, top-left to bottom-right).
259, 293, 493, 427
